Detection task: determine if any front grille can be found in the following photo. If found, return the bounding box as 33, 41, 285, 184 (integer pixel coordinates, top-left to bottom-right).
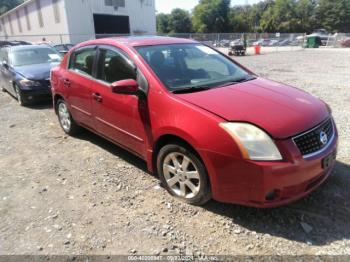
39, 80, 51, 88
293, 118, 334, 156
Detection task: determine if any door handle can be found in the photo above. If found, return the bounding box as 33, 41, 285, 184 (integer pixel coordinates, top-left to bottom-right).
92, 92, 103, 102
63, 78, 71, 87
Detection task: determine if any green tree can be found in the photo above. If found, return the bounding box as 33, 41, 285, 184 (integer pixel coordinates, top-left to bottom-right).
157, 13, 171, 34
169, 8, 192, 33
192, 0, 231, 33
0, 0, 23, 15
260, 0, 299, 33
230, 6, 251, 32
295, 0, 317, 33
315, 0, 350, 33
229, 0, 277, 33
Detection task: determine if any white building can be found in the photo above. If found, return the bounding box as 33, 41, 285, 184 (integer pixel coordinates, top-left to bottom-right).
0, 0, 156, 44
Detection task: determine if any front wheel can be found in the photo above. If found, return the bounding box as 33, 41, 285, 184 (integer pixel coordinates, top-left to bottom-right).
56, 99, 81, 135
14, 85, 28, 106
157, 144, 211, 206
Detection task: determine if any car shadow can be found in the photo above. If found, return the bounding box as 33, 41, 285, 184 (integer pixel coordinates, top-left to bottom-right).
75, 130, 151, 176
67, 128, 350, 246
27, 100, 53, 110
203, 160, 350, 246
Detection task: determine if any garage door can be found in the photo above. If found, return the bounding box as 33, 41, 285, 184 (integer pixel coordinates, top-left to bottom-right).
93, 14, 130, 35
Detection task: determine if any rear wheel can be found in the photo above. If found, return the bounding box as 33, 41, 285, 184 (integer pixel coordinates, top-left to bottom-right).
56, 99, 81, 135
157, 143, 211, 206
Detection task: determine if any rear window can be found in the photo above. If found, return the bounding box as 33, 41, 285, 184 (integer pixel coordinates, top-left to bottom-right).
69, 48, 96, 76
10, 47, 61, 66
54, 45, 65, 52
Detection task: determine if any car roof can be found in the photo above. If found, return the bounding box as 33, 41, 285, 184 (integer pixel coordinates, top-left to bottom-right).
8, 44, 53, 51
77, 36, 198, 48
54, 43, 72, 46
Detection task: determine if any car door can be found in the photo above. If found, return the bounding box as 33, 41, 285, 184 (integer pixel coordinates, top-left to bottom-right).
0, 49, 14, 94
91, 46, 148, 158
64, 46, 97, 129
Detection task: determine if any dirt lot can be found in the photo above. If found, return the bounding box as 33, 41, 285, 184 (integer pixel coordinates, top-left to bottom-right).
1, 49, 350, 256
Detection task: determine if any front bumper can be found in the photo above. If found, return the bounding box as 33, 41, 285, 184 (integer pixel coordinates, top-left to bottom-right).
20, 88, 52, 102
201, 126, 338, 208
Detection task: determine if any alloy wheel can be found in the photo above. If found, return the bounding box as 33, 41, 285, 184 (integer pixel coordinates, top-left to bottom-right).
162, 152, 201, 199
58, 102, 71, 132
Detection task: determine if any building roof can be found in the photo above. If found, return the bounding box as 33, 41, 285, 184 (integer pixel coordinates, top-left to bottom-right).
0, 0, 34, 19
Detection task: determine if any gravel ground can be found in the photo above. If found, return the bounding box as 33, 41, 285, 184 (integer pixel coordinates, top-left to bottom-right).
0, 49, 349, 256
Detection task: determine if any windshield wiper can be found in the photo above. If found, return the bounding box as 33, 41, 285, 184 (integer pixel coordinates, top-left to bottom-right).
172, 86, 211, 94
171, 75, 257, 94
218, 75, 257, 88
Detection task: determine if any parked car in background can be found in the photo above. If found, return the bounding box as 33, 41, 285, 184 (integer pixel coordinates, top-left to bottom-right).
51, 37, 337, 207
340, 37, 350, 47
268, 39, 280, 46
253, 39, 271, 46
0, 40, 32, 48
53, 43, 74, 55
228, 39, 246, 56
0, 45, 62, 106
213, 39, 230, 48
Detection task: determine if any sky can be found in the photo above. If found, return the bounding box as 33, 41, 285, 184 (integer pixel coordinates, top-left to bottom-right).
155, 0, 261, 14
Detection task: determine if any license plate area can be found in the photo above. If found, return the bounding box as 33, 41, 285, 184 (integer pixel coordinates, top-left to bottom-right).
322, 150, 337, 169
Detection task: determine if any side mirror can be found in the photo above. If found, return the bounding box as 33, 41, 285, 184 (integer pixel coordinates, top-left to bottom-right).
111, 79, 139, 95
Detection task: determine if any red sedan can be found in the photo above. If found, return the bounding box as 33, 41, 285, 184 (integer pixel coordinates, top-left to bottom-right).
50, 37, 338, 207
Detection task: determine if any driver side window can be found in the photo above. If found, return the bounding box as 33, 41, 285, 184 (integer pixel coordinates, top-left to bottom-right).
96, 49, 136, 84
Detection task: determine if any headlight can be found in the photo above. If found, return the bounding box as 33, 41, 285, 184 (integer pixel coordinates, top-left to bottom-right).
219, 122, 282, 161
325, 103, 332, 114
19, 79, 41, 87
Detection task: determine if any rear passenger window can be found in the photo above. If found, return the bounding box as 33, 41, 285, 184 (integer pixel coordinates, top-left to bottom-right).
97, 49, 136, 83
69, 49, 96, 76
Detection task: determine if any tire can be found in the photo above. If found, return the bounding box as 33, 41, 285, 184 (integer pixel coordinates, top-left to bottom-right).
14, 84, 28, 106
56, 99, 81, 135
1, 86, 6, 92
157, 143, 211, 206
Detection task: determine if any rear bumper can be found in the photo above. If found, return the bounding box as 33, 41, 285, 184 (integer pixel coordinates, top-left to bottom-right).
201, 128, 338, 208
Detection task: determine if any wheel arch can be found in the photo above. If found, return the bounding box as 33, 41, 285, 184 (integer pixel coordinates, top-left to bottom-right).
53, 94, 65, 114
152, 133, 208, 178
152, 133, 213, 205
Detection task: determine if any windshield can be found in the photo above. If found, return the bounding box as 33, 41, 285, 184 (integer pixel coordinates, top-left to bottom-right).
136, 44, 253, 92
10, 47, 62, 66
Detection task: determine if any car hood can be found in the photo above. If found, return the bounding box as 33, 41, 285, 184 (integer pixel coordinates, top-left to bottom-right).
14, 62, 59, 80
177, 78, 329, 139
